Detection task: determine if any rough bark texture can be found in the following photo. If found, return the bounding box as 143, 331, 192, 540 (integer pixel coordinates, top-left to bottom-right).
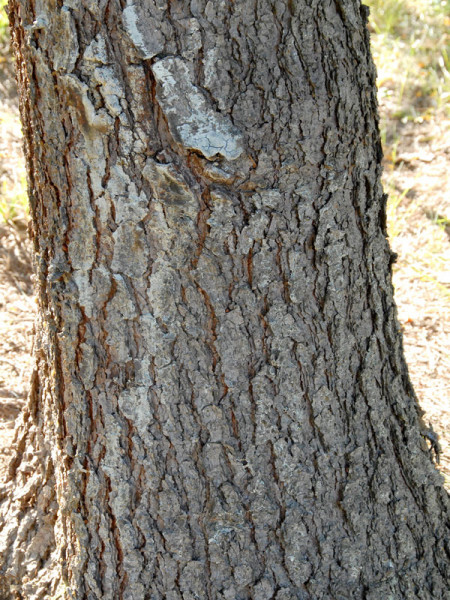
0, 1, 448, 599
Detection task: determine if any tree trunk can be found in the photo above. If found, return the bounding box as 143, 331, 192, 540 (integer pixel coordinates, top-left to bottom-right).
0, 0, 448, 598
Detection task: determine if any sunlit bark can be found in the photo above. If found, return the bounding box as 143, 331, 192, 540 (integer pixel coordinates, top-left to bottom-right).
0, 1, 448, 598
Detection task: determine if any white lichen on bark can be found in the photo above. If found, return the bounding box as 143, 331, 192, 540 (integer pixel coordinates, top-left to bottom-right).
151, 57, 245, 160
122, 3, 165, 60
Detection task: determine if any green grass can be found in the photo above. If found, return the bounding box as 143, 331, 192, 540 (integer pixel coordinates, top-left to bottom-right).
385, 178, 415, 240
0, 0, 9, 48
366, 0, 450, 127
0, 176, 28, 225
367, 0, 409, 36
0, 0, 28, 226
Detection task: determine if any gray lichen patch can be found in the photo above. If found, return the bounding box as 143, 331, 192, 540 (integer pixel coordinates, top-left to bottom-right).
151, 57, 245, 160
237, 212, 270, 254
216, 307, 251, 388
92, 66, 126, 118
203, 45, 233, 112
118, 387, 153, 439
72, 270, 95, 317
178, 18, 202, 61
78, 342, 98, 390
146, 262, 181, 324
122, 3, 165, 60
51, 7, 78, 73
66, 160, 97, 271
254, 189, 282, 209
109, 275, 138, 320
206, 191, 236, 244
111, 221, 149, 278
83, 33, 109, 64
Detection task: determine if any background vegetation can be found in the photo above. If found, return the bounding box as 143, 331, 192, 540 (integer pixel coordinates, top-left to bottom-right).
0, 0, 27, 225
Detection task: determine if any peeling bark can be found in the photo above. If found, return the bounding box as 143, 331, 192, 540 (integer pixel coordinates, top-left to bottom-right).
0, 1, 448, 599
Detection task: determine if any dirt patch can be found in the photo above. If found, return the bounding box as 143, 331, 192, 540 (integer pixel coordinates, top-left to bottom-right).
384, 115, 450, 485
0, 222, 34, 480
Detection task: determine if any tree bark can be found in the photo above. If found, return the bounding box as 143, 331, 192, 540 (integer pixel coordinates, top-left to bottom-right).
0, 0, 448, 598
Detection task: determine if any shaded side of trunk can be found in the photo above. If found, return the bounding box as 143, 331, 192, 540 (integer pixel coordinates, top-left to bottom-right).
0, 1, 448, 599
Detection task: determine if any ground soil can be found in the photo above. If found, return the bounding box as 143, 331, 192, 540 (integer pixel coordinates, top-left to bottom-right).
0, 222, 34, 479
384, 115, 450, 485
0, 51, 33, 479
0, 54, 448, 487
